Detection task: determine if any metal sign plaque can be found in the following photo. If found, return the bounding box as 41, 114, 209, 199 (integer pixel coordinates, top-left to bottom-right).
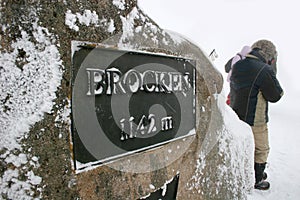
71, 41, 196, 172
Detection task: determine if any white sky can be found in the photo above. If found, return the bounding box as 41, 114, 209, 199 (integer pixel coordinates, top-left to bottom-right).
138, 0, 300, 99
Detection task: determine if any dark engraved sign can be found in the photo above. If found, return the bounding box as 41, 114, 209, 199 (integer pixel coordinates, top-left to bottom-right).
71, 41, 196, 172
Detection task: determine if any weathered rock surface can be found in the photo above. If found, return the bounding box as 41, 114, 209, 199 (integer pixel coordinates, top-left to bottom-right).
0, 0, 253, 199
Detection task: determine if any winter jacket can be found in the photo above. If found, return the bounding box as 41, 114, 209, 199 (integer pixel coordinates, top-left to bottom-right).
230, 49, 283, 126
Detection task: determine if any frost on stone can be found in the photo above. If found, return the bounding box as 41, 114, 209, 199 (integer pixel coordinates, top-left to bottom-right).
0, 21, 63, 151
26, 171, 42, 186
140, 174, 179, 199
107, 19, 116, 33
65, 9, 117, 34
115, 6, 187, 51
119, 7, 140, 48
149, 184, 155, 190
65, 10, 79, 31
65, 9, 99, 31
4, 153, 28, 168
54, 98, 71, 131
0, 153, 42, 200
0, 13, 62, 199
76, 10, 99, 27
187, 93, 254, 198
113, 0, 126, 10
117, 6, 163, 49
164, 30, 186, 45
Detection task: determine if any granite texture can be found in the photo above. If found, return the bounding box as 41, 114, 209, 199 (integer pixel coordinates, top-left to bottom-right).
0, 1, 252, 200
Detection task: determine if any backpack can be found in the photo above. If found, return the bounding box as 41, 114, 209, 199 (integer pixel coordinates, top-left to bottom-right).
224, 53, 243, 73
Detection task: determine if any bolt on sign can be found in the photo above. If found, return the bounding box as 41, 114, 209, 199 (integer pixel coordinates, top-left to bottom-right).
71, 41, 196, 172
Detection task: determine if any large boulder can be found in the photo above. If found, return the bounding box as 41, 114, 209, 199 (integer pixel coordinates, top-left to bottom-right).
0, 0, 253, 199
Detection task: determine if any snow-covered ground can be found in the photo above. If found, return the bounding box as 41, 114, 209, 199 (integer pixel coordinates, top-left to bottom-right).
138, 0, 300, 199
248, 96, 300, 199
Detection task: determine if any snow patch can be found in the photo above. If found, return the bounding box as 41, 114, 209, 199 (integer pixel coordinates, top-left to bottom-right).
26, 171, 42, 186
5, 153, 28, 168
0, 14, 62, 199
65, 9, 99, 31
140, 174, 178, 199
117, 6, 164, 49
65, 10, 116, 34
149, 184, 155, 190
0, 157, 42, 200
0, 21, 63, 151
113, 0, 126, 10
188, 92, 253, 198
65, 10, 79, 31
118, 7, 140, 48
107, 19, 116, 33
54, 99, 71, 128
76, 10, 99, 27
164, 30, 185, 45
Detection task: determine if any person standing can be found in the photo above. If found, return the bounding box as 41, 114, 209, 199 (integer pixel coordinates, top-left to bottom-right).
229, 39, 284, 190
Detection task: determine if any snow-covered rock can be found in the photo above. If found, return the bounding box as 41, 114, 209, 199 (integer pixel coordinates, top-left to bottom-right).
0, 1, 253, 199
